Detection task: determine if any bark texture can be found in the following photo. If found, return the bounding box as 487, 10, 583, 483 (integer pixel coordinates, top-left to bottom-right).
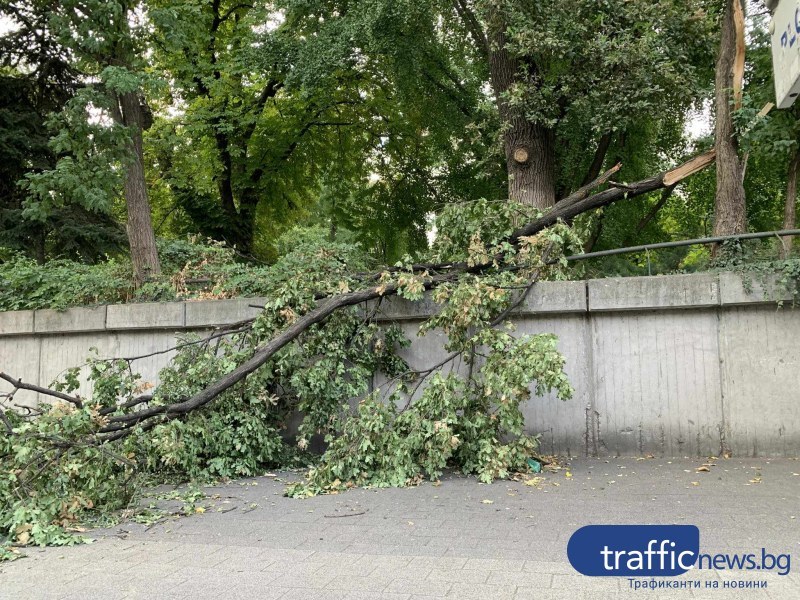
712, 0, 747, 240
487, 27, 556, 209
117, 92, 161, 284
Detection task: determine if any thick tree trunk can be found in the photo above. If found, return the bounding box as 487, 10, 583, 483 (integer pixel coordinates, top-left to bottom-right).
712, 0, 747, 241
505, 118, 556, 209
487, 27, 556, 209
118, 92, 161, 284
781, 148, 800, 259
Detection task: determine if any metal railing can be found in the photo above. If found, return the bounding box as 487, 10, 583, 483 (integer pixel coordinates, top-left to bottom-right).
566, 229, 800, 263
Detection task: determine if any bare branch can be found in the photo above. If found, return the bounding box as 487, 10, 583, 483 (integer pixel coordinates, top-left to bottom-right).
581, 132, 613, 187
634, 184, 677, 236
0, 372, 83, 408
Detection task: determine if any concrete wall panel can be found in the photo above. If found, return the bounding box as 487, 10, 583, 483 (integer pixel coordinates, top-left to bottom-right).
107, 302, 184, 330
38, 333, 119, 404
185, 298, 266, 328
516, 314, 591, 457
719, 305, 800, 456
35, 306, 106, 333
0, 336, 41, 407
719, 272, 797, 306
0, 310, 34, 336
590, 310, 723, 457
588, 274, 719, 312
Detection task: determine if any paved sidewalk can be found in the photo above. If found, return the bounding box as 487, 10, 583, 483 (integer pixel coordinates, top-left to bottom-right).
2, 458, 799, 599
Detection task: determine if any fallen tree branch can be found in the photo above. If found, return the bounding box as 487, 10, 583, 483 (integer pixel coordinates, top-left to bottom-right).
100, 271, 461, 435
510, 150, 716, 244
117, 321, 255, 363
95, 151, 714, 439
0, 151, 715, 444
391, 247, 554, 411
98, 394, 153, 417
560, 163, 622, 208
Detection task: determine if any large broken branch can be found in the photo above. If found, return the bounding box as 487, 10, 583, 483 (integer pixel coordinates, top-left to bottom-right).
510, 150, 715, 243
100, 271, 461, 437
96, 151, 715, 440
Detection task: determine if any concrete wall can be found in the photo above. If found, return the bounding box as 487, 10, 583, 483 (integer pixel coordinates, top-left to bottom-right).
1, 273, 798, 458
0, 298, 266, 409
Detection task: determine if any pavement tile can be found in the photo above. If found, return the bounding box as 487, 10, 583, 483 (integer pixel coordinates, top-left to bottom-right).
550, 574, 621, 590
406, 557, 467, 571
487, 571, 552, 587
521, 560, 574, 574
279, 589, 346, 600
327, 574, 395, 592
445, 581, 517, 599
384, 578, 452, 597
462, 558, 525, 572
262, 561, 326, 577
351, 556, 413, 571
269, 570, 337, 589
305, 552, 365, 567
344, 593, 412, 600
350, 545, 447, 558
515, 589, 595, 600
426, 568, 488, 584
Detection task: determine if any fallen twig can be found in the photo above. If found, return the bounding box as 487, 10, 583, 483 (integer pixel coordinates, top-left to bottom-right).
324, 510, 367, 518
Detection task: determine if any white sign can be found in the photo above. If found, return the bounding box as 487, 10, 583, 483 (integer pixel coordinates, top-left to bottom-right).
772, 0, 800, 108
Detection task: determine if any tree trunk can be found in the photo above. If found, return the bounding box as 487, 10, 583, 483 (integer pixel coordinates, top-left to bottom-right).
214, 128, 238, 223
487, 26, 556, 209
34, 229, 46, 265
781, 148, 800, 259
118, 92, 162, 284
505, 118, 556, 209
712, 0, 747, 242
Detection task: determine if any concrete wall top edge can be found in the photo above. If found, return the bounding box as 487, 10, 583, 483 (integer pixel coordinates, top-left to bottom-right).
373, 280, 588, 321
587, 272, 720, 312
184, 296, 268, 328
34, 305, 107, 334
0, 272, 792, 335
718, 271, 798, 306
0, 309, 35, 336
106, 301, 185, 330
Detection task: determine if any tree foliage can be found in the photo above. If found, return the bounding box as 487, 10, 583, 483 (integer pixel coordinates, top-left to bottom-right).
0, 1, 127, 262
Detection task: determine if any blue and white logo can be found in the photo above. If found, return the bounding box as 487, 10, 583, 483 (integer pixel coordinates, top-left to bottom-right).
567, 525, 700, 577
